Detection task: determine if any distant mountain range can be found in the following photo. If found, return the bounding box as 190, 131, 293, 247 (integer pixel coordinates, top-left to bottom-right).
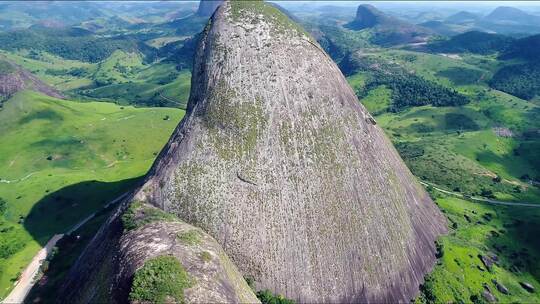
423, 6, 540, 36
343, 4, 540, 45
485, 6, 540, 25
445, 11, 480, 25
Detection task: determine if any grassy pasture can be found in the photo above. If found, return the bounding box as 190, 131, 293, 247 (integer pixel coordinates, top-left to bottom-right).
348, 48, 540, 302
419, 194, 540, 303
0, 90, 184, 298
1, 49, 193, 108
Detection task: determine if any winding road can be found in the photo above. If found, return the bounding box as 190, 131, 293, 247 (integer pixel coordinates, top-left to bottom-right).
2, 192, 129, 304
419, 181, 540, 208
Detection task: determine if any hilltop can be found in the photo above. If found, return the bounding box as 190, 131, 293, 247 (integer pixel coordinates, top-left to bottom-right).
485, 6, 540, 25
345, 4, 432, 46
445, 11, 480, 24
428, 31, 515, 55
58, 1, 446, 302
196, 0, 224, 17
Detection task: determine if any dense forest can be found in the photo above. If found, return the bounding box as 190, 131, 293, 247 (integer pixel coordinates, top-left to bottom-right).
342, 53, 469, 111
490, 62, 540, 100
0, 27, 157, 63
500, 34, 540, 61
365, 71, 469, 111
428, 31, 514, 55
158, 33, 200, 69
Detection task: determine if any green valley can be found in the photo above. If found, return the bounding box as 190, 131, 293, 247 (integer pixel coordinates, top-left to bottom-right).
0, 90, 183, 298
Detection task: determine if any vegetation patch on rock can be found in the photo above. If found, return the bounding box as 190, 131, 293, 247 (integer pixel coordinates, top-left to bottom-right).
177, 230, 202, 246
228, 0, 310, 39
129, 255, 194, 303
121, 201, 177, 231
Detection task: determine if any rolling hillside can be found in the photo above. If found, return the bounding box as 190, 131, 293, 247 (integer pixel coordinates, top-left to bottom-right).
0, 90, 184, 298
346, 48, 540, 303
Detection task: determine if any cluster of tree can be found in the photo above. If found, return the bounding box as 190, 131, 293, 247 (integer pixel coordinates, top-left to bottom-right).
245, 277, 295, 304
344, 54, 469, 111
0, 197, 25, 259
499, 34, 540, 61
489, 62, 540, 100
370, 72, 469, 111
0, 28, 157, 63
256, 290, 295, 304
45, 67, 90, 77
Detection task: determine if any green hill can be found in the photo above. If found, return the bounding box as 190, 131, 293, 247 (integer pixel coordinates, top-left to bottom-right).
346, 48, 540, 303
445, 11, 480, 25
0, 90, 184, 298
490, 34, 540, 100
0, 27, 157, 63
490, 62, 540, 100
500, 34, 540, 61
428, 31, 515, 55
485, 6, 540, 26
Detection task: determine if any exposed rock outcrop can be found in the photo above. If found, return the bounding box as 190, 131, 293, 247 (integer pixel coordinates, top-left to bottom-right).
196, 0, 224, 17
137, 1, 446, 302
346, 4, 393, 30
345, 4, 432, 46
520, 281, 536, 293
58, 201, 259, 303
492, 279, 509, 295
60, 1, 446, 303
0, 58, 64, 101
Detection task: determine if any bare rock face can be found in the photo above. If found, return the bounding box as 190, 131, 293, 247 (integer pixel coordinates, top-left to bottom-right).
134, 1, 447, 302
347, 4, 392, 30
0, 58, 64, 101
58, 201, 259, 303
196, 0, 224, 17
345, 4, 432, 46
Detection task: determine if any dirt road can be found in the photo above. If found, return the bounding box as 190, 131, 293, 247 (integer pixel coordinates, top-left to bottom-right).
2, 234, 63, 304
2, 192, 129, 303
419, 181, 539, 208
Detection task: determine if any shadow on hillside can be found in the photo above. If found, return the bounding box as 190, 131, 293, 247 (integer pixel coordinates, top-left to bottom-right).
23, 176, 142, 246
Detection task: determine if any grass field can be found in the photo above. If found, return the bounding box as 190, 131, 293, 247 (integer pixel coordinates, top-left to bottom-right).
418, 194, 540, 303
348, 48, 540, 302
0, 49, 193, 108
0, 90, 184, 299
349, 49, 540, 202
83, 59, 192, 108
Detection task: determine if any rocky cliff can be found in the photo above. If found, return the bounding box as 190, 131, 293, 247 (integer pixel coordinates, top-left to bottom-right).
58, 200, 259, 303
60, 1, 447, 302
196, 0, 224, 17
139, 1, 446, 302
0, 58, 64, 101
